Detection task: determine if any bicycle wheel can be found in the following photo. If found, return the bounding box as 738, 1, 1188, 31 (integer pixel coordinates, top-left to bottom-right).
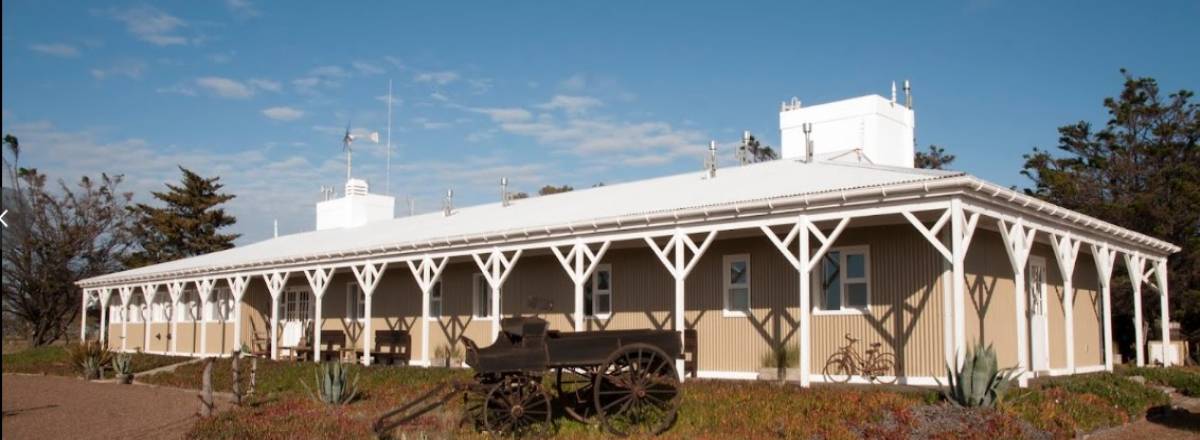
867, 353, 898, 385
822, 353, 854, 383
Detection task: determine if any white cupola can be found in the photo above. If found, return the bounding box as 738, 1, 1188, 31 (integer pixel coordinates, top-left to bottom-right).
315, 178, 395, 230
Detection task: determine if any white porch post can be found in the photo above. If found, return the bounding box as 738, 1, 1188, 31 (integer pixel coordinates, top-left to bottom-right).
903, 200, 976, 370
997, 218, 1037, 387
141, 284, 159, 353
167, 281, 186, 355
646, 229, 718, 382
1090, 243, 1118, 371
1154, 258, 1171, 366
551, 240, 612, 331
304, 267, 335, 363
80, 289, 90, 342
262, 271, 290, 360
99, 289, 111, 346
472, 249, 523, 342
351, 262, 388, 366
407, 256, 449, 368
226, 275, 250, 353
762, 216, 850, 387
119, 286, 133, 352
1124, 254, 1147, 366
1050, 233, 1081, 373
195, 278, 216, 356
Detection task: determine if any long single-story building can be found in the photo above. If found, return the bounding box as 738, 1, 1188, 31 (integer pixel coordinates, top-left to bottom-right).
77, 91, 1180, 387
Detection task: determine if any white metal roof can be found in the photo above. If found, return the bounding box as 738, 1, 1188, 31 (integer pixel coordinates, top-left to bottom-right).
80, 158, 1178, 287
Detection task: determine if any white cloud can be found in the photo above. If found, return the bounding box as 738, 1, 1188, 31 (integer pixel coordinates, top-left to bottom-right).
414, 71, 460, 85
196, 76, 254, 98
262, 106, 304, 121
537, 95, 603, 114
30, 43, 80, 57
560, 74, 586, 91
90, 59, 147, 80
249, 78, 282, 92
226, 0, 259, 18
411, 117, 451, 129
352, 61, 385, 75
470, 107, 532, 123
208, 52, 234, 64
430, 92, 449, 102
107, 5, 189, 46
310, 65, 350, 78
156, 84, 197, 96
490, 112, 707, 166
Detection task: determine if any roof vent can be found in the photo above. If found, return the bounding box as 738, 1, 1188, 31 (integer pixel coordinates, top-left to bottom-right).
704, 140, 718, 178
802, 123, 814, 163
443, 189, 454, 217
345, 178, 369, 196
500, 177, 511, 207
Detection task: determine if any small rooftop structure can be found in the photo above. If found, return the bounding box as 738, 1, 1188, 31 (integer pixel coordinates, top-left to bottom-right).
315, 178, 395, 230
780, 94, 915, 168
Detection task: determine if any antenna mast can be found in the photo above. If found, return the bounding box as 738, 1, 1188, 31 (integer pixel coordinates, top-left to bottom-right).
386, 79, 393, 195
343, 122, 354, 182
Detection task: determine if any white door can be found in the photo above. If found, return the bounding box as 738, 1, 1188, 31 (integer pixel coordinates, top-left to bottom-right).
1028, 256, 1050, 372
281, 288, 310, 350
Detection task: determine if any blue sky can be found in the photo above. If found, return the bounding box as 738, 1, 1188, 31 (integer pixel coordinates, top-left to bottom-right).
3, 1, 1198, 243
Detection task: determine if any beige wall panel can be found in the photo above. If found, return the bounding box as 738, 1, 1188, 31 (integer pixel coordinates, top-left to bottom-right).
963, 230, 1020, 369
176, 321, 198, 354
126, 324, 145, 351
147, 323, 170, 352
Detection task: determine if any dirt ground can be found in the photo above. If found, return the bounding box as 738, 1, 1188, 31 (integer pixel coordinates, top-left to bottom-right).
1089, 388, 1200, 440
2, 374, 229, 440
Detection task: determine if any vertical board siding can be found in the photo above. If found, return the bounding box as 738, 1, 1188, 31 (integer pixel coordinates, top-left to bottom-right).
964, 231, 1020, 369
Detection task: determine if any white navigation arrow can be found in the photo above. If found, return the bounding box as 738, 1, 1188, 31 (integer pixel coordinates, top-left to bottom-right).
0, 210, 7, 228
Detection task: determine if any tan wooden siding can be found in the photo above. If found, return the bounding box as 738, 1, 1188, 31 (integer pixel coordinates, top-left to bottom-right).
148, 323, 169, 352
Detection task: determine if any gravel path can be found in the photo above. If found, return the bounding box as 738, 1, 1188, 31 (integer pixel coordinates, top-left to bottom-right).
2, 374, 229, 440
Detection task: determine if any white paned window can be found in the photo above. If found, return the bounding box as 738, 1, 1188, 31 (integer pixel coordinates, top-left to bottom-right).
723, 254, 751, 317
207, 288, 233, 322
585, 264, 613, 318
817, 246, 871, 314
346, 283, 365, 322
429, 281, 442, 319
283, 288, 310, 321
473, 274, 493, 319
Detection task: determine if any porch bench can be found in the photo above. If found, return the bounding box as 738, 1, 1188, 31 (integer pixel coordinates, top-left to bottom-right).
369, 329, 411, 365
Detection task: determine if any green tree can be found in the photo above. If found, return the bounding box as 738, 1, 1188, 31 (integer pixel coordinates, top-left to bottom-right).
915, 145, 956, 170
737, 135, 779, 164
1021, 70, 1199, 353
124, 166, 239, 268
538, 184, 574, 196
2, 134, 135, 345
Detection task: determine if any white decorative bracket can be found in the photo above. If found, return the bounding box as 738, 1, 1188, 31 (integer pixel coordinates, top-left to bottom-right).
263, 270, 290, 299
351, 261, 388, 297
1049, 232, 1081, 372
407, 255, 449, 367
472, 248, 523, 289
303, 267, 335, 299
167, 281, 186, 355
997, 218, 1037, 386
552, 240, 613, 330
644, 230, 717, 279
1090, 242, 1118, 371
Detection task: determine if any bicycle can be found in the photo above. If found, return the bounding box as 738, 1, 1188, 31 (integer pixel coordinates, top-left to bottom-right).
822, 333, 898, 384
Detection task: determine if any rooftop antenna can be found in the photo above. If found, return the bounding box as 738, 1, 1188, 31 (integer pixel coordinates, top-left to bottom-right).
903, 79, 912, 109
408, 197, 415, 216
443, 189, 454, 217
704, 140, 718, 178
802, 122, 814, 163
273, 219, 278, 238
500, 177, 511, 207
891, 81, 897, 106
319, 185, 335, 201
385, 79, 393, 195
343, 122, 354, 182
736, 130, 751, 165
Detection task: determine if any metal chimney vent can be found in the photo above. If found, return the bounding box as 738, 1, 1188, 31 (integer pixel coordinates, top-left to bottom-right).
802, 123, 814, 163
500, 177, 511, 207
704, 140, 718, 178
443, 189, 454, 217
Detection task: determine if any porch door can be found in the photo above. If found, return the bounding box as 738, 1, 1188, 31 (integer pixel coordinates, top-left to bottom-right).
281, 288, 310, 349
1028, 256, 1050, 372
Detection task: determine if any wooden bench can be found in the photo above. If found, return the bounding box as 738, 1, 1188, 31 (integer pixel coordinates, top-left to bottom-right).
369, 330, 411, 365
293, 330, 352, 362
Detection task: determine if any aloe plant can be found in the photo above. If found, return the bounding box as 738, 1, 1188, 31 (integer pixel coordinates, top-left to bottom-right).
68, 340, 112, 380
113, 353, 134, 384
939, 342, 1018, 408
303, 361, 359, 405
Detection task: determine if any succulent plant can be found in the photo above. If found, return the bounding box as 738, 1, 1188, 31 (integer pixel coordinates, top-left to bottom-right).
68, 340, 112, 380
113, 353, 134, 383
303, 361, 359, 405
939, 342, 1018, 408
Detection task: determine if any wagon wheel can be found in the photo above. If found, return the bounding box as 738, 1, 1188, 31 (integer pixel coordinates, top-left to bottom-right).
593, 343, 681, 437
482, 375, 555, 436
822, 353, 854, 383
866, 352, 898, 385
556, 366, 598, 422
462, 381, 492, 430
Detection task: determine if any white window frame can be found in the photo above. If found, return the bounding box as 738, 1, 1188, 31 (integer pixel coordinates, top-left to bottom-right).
282, 287, 311, 322
723, 254, 751, 317
586, 264, 613, 319
814, 245, 871, 316
472, 273, 494, 320
428, 281, 442, 320
346, 282, 366, 323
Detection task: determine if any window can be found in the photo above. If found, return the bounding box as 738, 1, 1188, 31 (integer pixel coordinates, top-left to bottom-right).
283, 288, 310, 321
346, 283, 366, 322
151, 294, 170, 323
429, 281, 442, 319
110, 304, 124, 323
206, 288, 233, 322
817, 246, 870, 313
585, 264, 613, 318
723, 255, 751, 316
473, 274, 493, 319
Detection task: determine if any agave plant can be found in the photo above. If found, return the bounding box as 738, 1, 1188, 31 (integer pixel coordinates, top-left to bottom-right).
303, 361, 359, 405
939, 342, 1019, 408
112, 353, 134, 384
68, 340, 112, 380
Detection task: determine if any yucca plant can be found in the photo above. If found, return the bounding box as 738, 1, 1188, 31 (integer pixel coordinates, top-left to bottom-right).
303, 361, 359, 405
939, 342, 1019, 407
113, 353, 134, 384
68, 340, 112, 380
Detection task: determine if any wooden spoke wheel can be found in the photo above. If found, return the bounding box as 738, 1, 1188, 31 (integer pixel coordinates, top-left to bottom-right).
822, 354, 854, 383
462, 377, 496, 430
556, 366, 599, 422
482, 375, 555, 436
593, 343, 680, 437
866, 353, 898, 385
